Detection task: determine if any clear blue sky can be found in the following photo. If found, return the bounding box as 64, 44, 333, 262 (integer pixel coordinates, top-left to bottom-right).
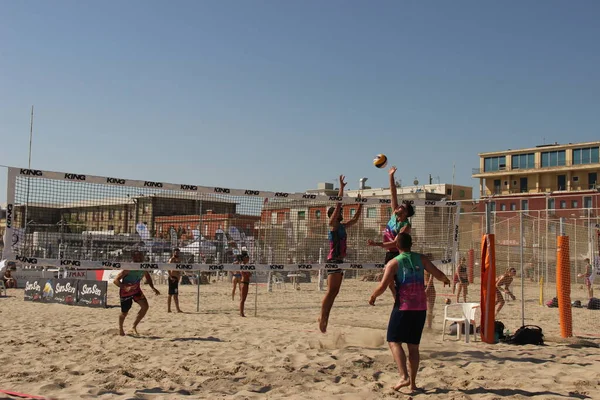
1, 0, 599, 202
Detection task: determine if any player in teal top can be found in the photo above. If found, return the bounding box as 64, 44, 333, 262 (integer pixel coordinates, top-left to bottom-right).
114, 250, 160, 336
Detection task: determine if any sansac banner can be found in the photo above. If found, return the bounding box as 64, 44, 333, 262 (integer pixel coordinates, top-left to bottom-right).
23, 279, 107, 308
50, 279, 78, 305
76, 280, 108, 308
24, 279, 43, 301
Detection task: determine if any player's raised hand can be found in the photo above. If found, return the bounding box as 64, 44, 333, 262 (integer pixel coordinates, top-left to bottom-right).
389, 166, 397, 176
339, 175, 347, 189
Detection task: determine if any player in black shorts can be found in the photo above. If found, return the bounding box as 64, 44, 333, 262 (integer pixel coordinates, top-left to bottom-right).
456, 257, 469, 303
168, 248, 183, 313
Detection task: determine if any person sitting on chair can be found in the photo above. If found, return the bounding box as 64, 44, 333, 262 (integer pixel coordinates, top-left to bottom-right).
3, 268, 17, 289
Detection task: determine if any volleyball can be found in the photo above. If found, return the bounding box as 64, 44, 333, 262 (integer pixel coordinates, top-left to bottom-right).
373, 154, 388, 168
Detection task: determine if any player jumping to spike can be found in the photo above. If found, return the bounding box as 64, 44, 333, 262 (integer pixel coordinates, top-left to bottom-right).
319, 175, 363, 333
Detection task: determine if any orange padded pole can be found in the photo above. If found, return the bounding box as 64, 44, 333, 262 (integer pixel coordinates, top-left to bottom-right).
556, 236, 572, 338
480, 234, 496, 344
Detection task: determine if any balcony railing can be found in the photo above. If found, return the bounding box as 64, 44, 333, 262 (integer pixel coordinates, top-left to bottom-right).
471, 160, 589, 175
481, 185, 599, 197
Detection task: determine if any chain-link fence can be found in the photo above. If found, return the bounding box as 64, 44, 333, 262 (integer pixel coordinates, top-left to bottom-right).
459, 208, 600, 338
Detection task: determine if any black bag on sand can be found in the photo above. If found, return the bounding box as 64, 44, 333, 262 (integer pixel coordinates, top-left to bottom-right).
495, 320, 505, 340
587, 298, 600, 310
503, 325, 544, 345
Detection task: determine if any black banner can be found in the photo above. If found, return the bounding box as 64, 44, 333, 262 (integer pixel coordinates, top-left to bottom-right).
24, 280, 43, 302
76, 280, 108, 308
51, 279, 78, 305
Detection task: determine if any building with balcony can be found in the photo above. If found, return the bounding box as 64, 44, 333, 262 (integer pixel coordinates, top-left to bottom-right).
472, 141, 600, 215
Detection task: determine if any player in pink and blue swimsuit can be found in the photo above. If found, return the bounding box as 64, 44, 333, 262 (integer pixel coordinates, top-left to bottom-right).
319, 174, 363, 334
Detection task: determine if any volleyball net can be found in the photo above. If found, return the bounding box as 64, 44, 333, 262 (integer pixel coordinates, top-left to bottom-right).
2, 167, 460, 272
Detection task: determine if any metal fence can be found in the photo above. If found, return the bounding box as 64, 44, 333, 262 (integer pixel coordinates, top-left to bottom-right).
458, 208, 600, 338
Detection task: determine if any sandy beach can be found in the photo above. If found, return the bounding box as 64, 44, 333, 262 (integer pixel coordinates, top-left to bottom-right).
1, 275, 599, 399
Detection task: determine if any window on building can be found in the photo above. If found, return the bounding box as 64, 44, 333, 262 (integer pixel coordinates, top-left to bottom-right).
271, 212, 277, 224
366, 208, 377, 218
573, 147, 599, 165
511, 153, 535, 169
108, 210, 114, 220
500, 204, 506, 211
584, 196, 592, 208
510, 203, 517, 211
315, 210, 321, 219
446, 189, 452, 195
484, 156, 506, 172
108, 225, 114, 231
521, 200, 528, 211
589, 172, 598, 189
541, 150, 566, 167
520, 177, 528, 193
349, 208, 356, 217
547, 198, 555, 210
459, 190, 465, 198
298, 211, 306, 220
571, 200, 578, 208
493, 179, 501, 194
560, 200, 567, 209
386, 207, 392, 217
143, 205, 149, 215
490, 202, 496, 212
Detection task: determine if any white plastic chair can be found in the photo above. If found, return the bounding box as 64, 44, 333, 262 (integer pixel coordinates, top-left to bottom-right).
442, 302, 480, 343
272, 275, 285, 289
0, 281, 7, 297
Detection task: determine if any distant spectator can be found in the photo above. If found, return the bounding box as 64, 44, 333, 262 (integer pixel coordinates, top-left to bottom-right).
578, 258, 594, 299
3, 269, 17, 289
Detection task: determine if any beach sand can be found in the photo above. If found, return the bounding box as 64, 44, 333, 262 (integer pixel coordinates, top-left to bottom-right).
1, 275, 599, 399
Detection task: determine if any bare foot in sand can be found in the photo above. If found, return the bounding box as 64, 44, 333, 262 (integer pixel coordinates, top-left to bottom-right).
392, 378, 410, 391
177, 310, 183, 313
407, 386, 424, 394
240, 313, 246, 317
119, 329, 126, 336
318, 315, 329, 333
131, 326, 140, 336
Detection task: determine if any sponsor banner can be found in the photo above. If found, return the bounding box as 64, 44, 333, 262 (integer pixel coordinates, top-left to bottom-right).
41, 279, 56, 302
76, 280, 108, 308
63, 270, 104, 280
7, 260, 444, 272
51, 279, 78, 305
102, 269, 121, 282
24, 279, 43, 301
9, 168, 461, 207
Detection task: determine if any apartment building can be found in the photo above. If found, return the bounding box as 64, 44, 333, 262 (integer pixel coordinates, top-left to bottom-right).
472, 141, 600, 214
